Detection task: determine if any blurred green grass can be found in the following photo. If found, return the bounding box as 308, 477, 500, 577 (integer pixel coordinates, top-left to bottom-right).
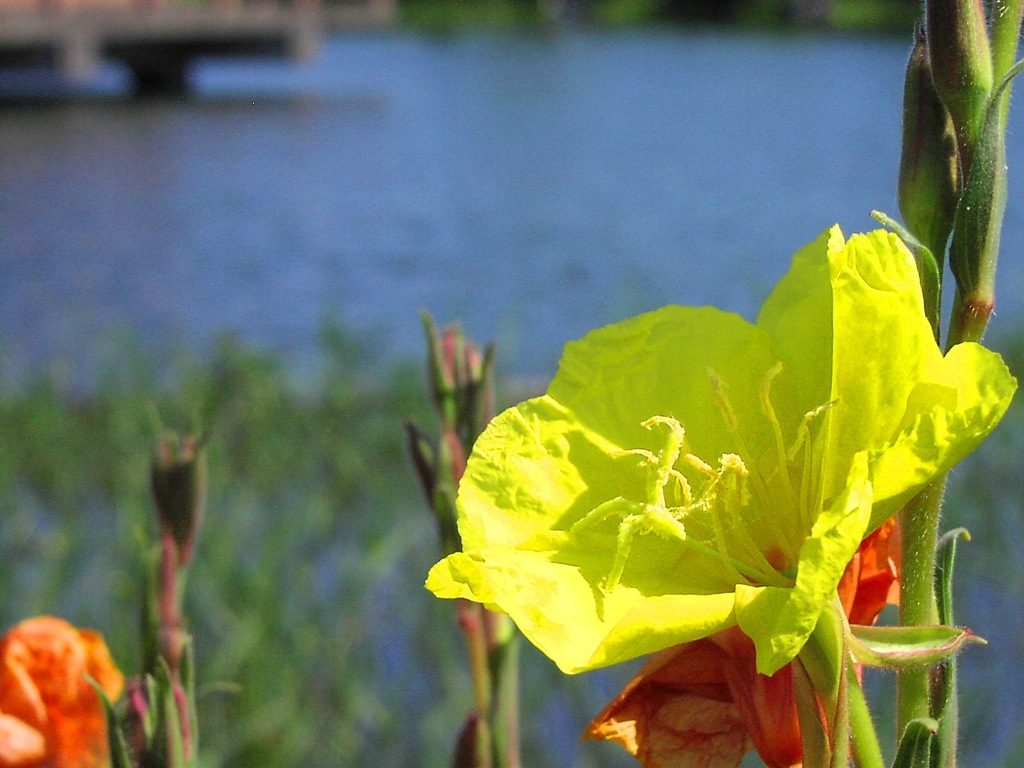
396, 0, 921, 31
0, 322, 1020, 767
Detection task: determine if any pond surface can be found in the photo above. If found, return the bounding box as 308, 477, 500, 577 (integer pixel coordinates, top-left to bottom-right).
2, 30, 1021, 385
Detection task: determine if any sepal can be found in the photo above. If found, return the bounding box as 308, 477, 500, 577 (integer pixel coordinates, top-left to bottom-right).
935, 528, 970, 626
847, 624, 981, 669
892, 717, 938, 768
155, 658, 187, 768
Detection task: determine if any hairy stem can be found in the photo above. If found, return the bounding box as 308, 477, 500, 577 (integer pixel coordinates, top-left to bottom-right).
897, 478, 945, 732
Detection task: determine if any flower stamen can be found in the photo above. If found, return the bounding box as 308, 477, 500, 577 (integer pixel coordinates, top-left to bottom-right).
760, 362, 802, 515
787, 400, 835, 531
573, 415, 796, 592
707, 369, 774, 515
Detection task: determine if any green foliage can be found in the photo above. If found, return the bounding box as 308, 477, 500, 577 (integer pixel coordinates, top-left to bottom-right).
0, 322, 1019, 767
0, 326, 642, 768
0, 329, 459, 768
393, 0, 921, 30
399, 0, 543, 31
828, 0, 920, 32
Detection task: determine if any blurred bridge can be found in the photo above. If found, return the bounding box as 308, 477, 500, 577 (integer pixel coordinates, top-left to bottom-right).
0, 0, 395, 93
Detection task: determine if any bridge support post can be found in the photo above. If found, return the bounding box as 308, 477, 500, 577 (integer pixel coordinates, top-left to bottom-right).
59, 26, 101, 80
128, 57, 191, 96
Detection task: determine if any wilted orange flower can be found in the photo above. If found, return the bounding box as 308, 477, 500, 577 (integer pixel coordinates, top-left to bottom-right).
584, 519, 899, 768
0, 617, 124, 768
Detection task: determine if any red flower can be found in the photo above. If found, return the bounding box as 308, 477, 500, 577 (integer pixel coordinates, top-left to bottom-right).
583, 519, 899, 768
0, 618, 124, 768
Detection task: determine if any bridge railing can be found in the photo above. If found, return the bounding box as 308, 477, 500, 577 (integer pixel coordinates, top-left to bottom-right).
0, 0, 328, 10
0, 0, 395, 92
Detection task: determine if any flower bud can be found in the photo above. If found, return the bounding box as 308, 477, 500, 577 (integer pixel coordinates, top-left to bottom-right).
926, 0, 994, 172
151, 430, 206, 567
452, 712, 481, 768
405, 421, 462, 555
946, 89, 1005, 343
412, 313, 497, 554
898, 25, 960, 263
124, 678, 153, 759
420, 310, 495, 442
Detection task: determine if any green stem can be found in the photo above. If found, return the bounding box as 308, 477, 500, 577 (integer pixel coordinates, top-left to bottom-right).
458, 599, 493, 768
830, 656, 851, 768
848, 660, 886, 768
797, 606, 848, 767
793, 658, 831, 768
487, 613, 521, 768
897, 478, 946, 733
991, 0, 1024, 132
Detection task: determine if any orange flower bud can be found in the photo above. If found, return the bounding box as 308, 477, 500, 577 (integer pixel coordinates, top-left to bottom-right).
0, 618, 124, 768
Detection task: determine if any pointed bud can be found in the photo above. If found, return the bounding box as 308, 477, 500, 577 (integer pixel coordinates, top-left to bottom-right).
946, 66, 1014, 343
404, 420, 463, 555
898, 25, 960, 267
404, 420, 438, 502
419, 310, 496, 443
124, 678, 154, 759
412, 313, 497, 555
926, 0, 993, 172
151, 430, 206, 567
452, 712, 481, 768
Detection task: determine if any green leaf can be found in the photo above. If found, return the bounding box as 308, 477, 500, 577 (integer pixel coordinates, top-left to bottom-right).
932, 527, 971, 768
142, 673, 159, 744
848, 625, 981, 669
85, 674, 133, 768
157, 658, 189, 768
935, 528, 970, 626
180, 639, 199, 762
892, 718, 938, 768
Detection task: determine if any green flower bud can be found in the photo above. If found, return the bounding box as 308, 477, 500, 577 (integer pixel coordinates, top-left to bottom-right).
419, 310, 496, 449
410, 313, 497, 555
946, 87, 1007, 344
898, 25, 959, 265
926, 0, 994, 174
151, 430, 206, 567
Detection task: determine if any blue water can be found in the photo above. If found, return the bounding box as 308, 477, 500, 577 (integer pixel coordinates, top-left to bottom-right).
2, 31, 1020, 386
1, 30, 1022, 765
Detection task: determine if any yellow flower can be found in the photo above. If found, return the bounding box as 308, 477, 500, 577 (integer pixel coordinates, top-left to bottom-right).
427, 227, 1016, 676
0, 617, 124, 768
